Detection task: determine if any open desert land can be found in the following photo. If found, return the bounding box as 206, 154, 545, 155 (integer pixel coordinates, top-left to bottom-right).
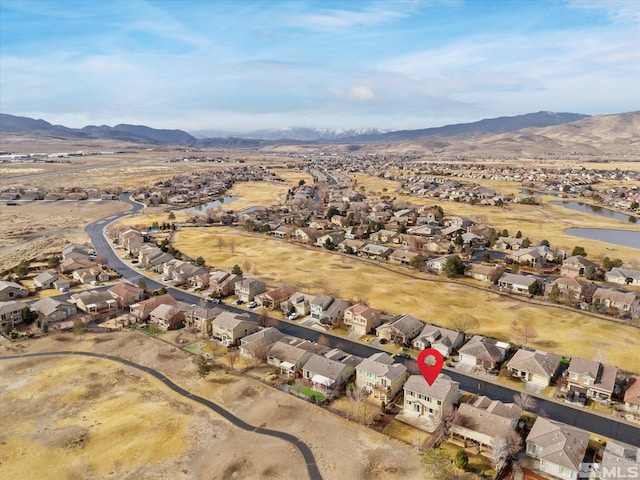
172, 226, 640, 374
351, 173, 640, 265
0, 332, 423, 480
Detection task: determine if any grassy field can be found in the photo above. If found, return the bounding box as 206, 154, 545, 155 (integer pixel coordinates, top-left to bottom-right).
173, 226, 640, 373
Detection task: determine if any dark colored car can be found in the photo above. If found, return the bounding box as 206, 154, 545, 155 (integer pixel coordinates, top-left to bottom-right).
394, 353, 412, 361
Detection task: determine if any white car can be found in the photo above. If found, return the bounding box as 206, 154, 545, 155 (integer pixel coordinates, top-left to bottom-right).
287, 312, 299, 320
248, 301, 258, 309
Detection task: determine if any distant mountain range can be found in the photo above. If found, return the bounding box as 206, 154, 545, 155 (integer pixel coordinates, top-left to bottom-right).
1, 111, 590, 147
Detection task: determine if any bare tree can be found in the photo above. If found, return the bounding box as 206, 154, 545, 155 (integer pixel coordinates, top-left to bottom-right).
437, 403, 464, 440
242, 260, 252, 274
258, 310, 278, 328
229, 239, 236, 254
514, 392, 537, 412
631, 301, 640, 321
346, 384, 378, 425
492, 429, 523, 471
216, 237, 226, 252
245, 340, 268, 368
449, 314, 479, 335
519, 324, 538, 346
95, 254, 108, 266
227, 348, 239, 370
316, 335, 330, 349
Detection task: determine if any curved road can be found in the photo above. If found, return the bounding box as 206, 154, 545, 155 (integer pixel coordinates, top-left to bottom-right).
85, 194, 640, 447
0, 350, 322, 480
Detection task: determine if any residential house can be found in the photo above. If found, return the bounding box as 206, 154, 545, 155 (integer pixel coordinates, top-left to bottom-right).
72, 267, 110, 285
31, 297, 76, 323
255, 285, 295, 310
624, 376, 640, 414
281, 292, 313, 316
33, 271, 60, 290
412, 325, 464, 357
458, 335, 509, 371
464, 264, 504, 283
355, 352, 408, 403
209, 271, 241, 297
130, 294, 177, 321
310, 295, 349, 325
507, 348, 563, 388
210, 311, 259, 346
337, 239, 366, 254
315, 232, 345, 248
376, 314, 424, 345
239, 327, 286, 359
424, 239, 453, 255
235, 278, 266, 303
69, 290, 117, 313
426, 255, 456, 273
291, 227, 319, 244
267, 338, 314, 375
0, 301, 24, 328
388, 249, 420, 266
606, 267, 640, 287
494, 237, 524, 251
601, 440, 640, 479
119, 228, 144, 251
498, 273, 540, 294
344, 303, 383, 335
560, 256, 597, 277
359, 243, 393, 261
150, 304, 184, 330
545, 277, 597, 303
59, 257, 96, 274
369, 229, 398, 244
0, 281, 28, 301
52, 276, 71, 291
302, 352, 360, 394
566, 357, 617, 402
403, 374, 459, 419
449, 396, 522, 459
592, 288, 640, 317
270, 224, 295, 239
185, 305, 220, 336
61, 243, 90, 260
162, 259, 206, 286
525, 417, 589, 480
138, 245, 173, 271
108, 282, 145, 306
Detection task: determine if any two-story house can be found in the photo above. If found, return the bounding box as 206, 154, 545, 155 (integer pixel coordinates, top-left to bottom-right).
255, 285, 295, 310
310, 295, 349, 325
525, 417, 589, 480
560, 255, 597, 277
566, 357, 618, 402
403, 374, 459, 422
0, 301, 25, 329
344, 303, 383, 335
355, 352, 408, 403
210, 312, 259, 346
235, 278, 266, 303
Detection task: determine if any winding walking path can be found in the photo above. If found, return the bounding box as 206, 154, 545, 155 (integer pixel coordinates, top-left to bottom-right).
0, 351, 323, 480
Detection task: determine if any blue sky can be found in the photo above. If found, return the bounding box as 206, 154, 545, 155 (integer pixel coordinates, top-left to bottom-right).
1, 0, 638, 133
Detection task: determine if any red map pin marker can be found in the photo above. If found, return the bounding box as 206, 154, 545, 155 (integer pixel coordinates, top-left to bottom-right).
417, 348, 444, 386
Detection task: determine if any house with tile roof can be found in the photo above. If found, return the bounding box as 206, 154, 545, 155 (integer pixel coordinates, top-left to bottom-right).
525, 417, 589, 480
355, 352, 408, 403
507, 348, 563, 388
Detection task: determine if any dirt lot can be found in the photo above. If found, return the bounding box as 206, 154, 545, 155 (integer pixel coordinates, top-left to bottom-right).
0, 332, 424, 480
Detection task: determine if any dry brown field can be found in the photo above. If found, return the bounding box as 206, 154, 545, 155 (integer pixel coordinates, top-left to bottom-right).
173, 226, 640, 373
0, 332, 423, 480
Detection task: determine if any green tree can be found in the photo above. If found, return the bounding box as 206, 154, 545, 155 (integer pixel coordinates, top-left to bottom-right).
324, 238, 337, 251
168, 211, 176, 220
397, 223, 407, 234
454, 449, 469, 469
584, 265, 598, 280
157, 287, 167, 295
515, 230, 522, 239
197, 355, 211, 380
528, 280, 542, 296
481, 252, 491, 263
298, 179, 306, 186
511, 263, 519, 274
443, 256, 465, 278
571, 246, 587, 257
540, 239, 550, 246
14, 259, 30, 277
195, 256, 206, 267
41, 321, 49, 334
454, 234, 464, 246
409, 255, 424, 270
500, 229, 509, 238
3, 323, 12, 336
631, 201, 639, 210
602, 257, 623, 270
548, 283, 561, 303
47, 256, 61, 269
521, 237, 531, 248
21, 307, 37, 325
231, 264, 243, 275
422, 448, 455, 480
73, 319, 87, 336
138, 278, 147, 290
326, 207, 340, 220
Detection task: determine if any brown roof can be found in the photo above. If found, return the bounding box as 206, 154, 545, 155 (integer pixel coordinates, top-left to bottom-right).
507, 349, 562, 378
131, 293, 176, 315
526, 417, 589, 471
624, 376, 640, 406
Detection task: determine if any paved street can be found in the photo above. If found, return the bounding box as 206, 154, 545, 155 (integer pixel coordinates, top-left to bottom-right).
84, 194, 640, 447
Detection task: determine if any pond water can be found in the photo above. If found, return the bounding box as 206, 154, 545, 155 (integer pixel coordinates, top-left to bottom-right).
565, 228, 640, 249
173, 196, 239, 214
552, 201, 635, 223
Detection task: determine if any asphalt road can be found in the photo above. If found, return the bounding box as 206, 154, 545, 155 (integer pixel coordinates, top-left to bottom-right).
0, 351, 322, 480
85, 194, 640, 447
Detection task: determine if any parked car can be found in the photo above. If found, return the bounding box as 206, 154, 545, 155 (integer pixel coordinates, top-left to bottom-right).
210, 298, 221, 305
235, 299, 244, 305
247, 301, 258, 309
287, 312, 299, 320
394, 353, 412, 361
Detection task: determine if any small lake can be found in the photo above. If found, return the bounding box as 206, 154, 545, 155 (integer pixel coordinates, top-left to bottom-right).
552, 201, 636, 223
565, 228, 640, 249
174, 196, 239, 214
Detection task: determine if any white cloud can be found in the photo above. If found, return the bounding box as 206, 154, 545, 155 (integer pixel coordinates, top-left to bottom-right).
291, 6, 407, 31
